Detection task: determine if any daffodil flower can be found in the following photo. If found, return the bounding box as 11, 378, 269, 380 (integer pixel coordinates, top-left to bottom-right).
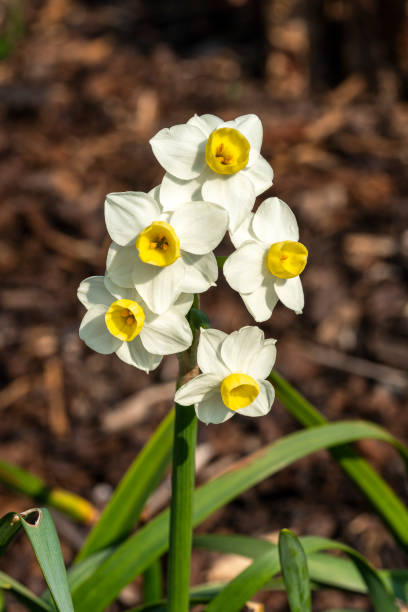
175, 327, 276, 424
150, 114, 274, 232
78, 276, 193, 372
224, 197, 308, 320
104, 191, 228, 314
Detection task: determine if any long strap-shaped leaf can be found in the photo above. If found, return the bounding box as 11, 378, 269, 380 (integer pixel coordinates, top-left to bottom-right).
0, 570, 55, 612
71, 420, 408, 612
193, 533, 408, 602
19, 509, 74, 612
278, 529, 311, 612
76, 409, 174, 562
269, 371, 408, 552
0, 512, 22, 556
0, 459, 96, 525
203, 535, 398, 612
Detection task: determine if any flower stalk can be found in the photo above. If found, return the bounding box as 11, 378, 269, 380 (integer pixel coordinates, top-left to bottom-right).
167, 306, 200, 612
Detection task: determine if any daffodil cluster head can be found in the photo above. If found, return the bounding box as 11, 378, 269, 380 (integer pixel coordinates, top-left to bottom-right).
77, 111, 307, 429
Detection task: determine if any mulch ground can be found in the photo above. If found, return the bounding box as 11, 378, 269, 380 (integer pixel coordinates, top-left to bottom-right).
1, 1, 408, 610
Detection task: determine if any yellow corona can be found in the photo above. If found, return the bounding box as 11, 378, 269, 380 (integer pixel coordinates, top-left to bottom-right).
220, 373, 260, 410
206, 128, 250, 175
105, 299, 145, 342
136, 221, 181, 266
266, 240, 308, 279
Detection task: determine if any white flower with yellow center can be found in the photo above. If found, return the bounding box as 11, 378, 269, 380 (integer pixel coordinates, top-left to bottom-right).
224, 197, 308, 321
175, 327, 276, 424
104, 191, 228, 314
150, 114, 274, 232
78, 276, 193, 372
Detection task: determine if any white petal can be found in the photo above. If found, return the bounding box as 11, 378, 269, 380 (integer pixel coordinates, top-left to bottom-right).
196, 388, 234, 425
229, 212, 256, 248
252, 197, 299, 244
159, 173, 202, 211
134, 257, 185, 314
274, 276, 304, 314
246, 339, 277, 379
116, 336, 162, 372
79, 305, 121, 354
148, 185, 161, 200
104, 192, 160, 246
180, 252, 218, 294
140, 311, 192, 355
233, 114, 263, 153
187, 113, 223, 136
220, 326, 265, 374
242, 155, 274, 196
106, 242, 138, 288
223, 242, 266, 293
175, 373, 222, 405
103, 276, 141, 301
149, 124, 207, 180
237, 380, 275, 417
78, 276, 114, 309
170, 202, 228, 255
240, 282, 279, 322
197, 328, 229, 376
202, 172, 256, 233
170, 293, 194, 317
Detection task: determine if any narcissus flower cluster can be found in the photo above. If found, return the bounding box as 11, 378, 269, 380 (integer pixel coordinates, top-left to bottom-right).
78, 113, 308, 424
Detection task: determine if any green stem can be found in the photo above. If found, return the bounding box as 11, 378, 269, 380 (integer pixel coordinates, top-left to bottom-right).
216, 255, 227, 268
167, 303, 200, 612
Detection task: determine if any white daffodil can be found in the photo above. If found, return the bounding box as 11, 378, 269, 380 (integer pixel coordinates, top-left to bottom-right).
78, 276, 193, 372
224, 197, 308, 321
150, 114, 274, 232
104, 191, 228, 314
175, 327, 276, 424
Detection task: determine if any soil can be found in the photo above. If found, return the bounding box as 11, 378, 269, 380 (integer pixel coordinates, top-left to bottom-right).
0, 1, 407, 610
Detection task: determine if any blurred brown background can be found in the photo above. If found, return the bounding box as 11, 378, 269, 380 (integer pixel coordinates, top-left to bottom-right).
1, 0, 408, 609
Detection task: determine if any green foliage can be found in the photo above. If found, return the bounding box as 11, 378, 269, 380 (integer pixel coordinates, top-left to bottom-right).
0, 571, 55, 611
278, 529, 311, 612
0, 509, 72, 611
70, 419, 406, 611
270, 370, 408, 552
0, 458, 96, 524
77, 409, 174, 562
2, 375, 408, 611
19, 509, 73, 612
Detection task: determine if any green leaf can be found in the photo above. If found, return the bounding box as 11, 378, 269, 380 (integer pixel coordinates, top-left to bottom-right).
194, 534, 408, 602
0, 458, 96, 524
42, 547, 116, 607
19, 508, 74, 612
269, 370, 408, 552
71, 420, 406, 612
203, 547, 281, 611
142, 559, 163, 604
202, 535, 397, 612
279, 529, 311, 612
76, 409, 174, 562
0, 512, 21, 555
188, 308, 210, 330
0, 570, 55, 611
